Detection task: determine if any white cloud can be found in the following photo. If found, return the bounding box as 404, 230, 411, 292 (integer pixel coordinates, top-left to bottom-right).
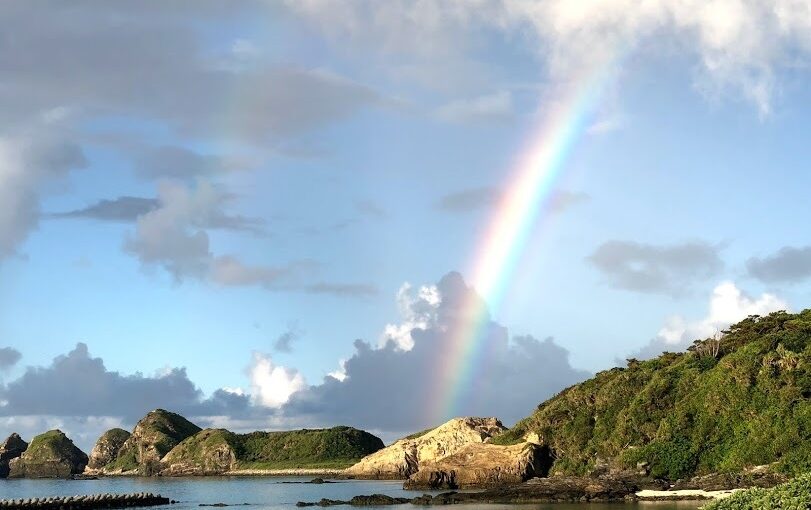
380, 283, 441, 350
249, 353, 306, 408
633, 281, 789, 358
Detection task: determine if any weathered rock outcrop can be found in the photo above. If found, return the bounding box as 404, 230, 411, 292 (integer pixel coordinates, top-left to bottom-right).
297, 476, 642, 506
103, 409, 201, 474
8, 430, 87, 478
160, 429, 239, 476
346, 417, 505, 479
87, 428, 131, 470
404, 442, 553, 489
0, 433, 28, 478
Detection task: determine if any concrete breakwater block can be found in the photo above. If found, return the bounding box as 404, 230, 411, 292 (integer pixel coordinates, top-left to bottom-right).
0, 493, 175, 510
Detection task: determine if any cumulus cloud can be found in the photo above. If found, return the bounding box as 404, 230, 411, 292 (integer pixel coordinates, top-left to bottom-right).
0, 136, 86, 259
631, 281, 789, 359
284, 272, 590, 430
436, 91, 514, 124
0, 343, 251, 421
249, 352, 306, 408
588, 240, 723, 295
380, 283, 441, 350
0, 347, 21, 371
747, 245, 811, 284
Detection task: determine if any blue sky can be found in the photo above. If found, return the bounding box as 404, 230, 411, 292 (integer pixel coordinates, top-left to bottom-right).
1, 1, 811, 449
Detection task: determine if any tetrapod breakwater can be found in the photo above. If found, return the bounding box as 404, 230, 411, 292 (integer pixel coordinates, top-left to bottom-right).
0, 493, 175, 510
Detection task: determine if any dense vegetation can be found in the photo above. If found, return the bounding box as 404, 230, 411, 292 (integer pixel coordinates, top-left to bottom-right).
703, 473, 811, 509
234, 426, 384, 469
164, 426, 383, 471
494, 311, 811, 480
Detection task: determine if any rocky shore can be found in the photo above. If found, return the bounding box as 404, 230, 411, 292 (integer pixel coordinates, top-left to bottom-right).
0, 493, 173, 510
297, 475, 643, 506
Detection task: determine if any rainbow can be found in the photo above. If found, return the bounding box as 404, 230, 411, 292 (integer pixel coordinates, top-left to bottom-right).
434, 55, 619, 422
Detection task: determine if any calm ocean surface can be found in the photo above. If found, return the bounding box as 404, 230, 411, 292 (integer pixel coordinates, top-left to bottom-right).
0, 477, 703, 510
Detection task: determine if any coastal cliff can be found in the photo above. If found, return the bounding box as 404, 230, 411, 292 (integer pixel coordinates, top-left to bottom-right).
8, 430, 87, 478
404, 441, 552, 488
345, 417, 506, 479
493, 310, 811, 481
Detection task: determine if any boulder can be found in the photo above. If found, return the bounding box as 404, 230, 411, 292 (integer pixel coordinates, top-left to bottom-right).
7, 430, 87, 478
86, 428, 131, 471
404, 442, 553, 489
0, 433, 28, 478
346, 417, 505, 479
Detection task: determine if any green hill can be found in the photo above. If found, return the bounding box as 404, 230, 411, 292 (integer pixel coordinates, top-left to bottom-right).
102, 409, 202, 474
7, 430, 87, 478
493, 310, 811, 481
162, 426, 384, 475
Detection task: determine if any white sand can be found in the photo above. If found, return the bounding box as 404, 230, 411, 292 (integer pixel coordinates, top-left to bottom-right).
636, 489, 743, 501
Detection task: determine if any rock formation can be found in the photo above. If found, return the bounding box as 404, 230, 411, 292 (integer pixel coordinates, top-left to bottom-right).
7, 430, 87, 478
0, 433, 28, 478
102, 409, 201, 474
160, 429, 239, 476
86, 428, 131, 470
404, 441, 553, 489
346, 417, 506, 479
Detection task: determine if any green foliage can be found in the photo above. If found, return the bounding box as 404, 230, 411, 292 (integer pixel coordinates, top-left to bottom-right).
167, 425, 385, 470
26, 430, 81, 458
233, 426, 384, 469
107, 448, 138, 472
702, 472, 811, 509
502, 310, 811, 480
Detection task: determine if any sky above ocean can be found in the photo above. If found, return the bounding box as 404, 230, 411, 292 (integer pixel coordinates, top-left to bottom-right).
1, 1, 810, 449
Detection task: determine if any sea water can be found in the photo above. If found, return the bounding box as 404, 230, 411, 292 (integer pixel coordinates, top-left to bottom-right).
0, 477, 703, 510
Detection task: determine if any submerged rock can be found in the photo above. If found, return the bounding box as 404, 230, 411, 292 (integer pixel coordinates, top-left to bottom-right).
297, 476, 640, 506
7, 430, 87, 478
0, 433, 28, 478
346, 417, 506, 479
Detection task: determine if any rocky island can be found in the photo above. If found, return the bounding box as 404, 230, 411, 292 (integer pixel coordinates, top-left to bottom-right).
8, 430, 88, 479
